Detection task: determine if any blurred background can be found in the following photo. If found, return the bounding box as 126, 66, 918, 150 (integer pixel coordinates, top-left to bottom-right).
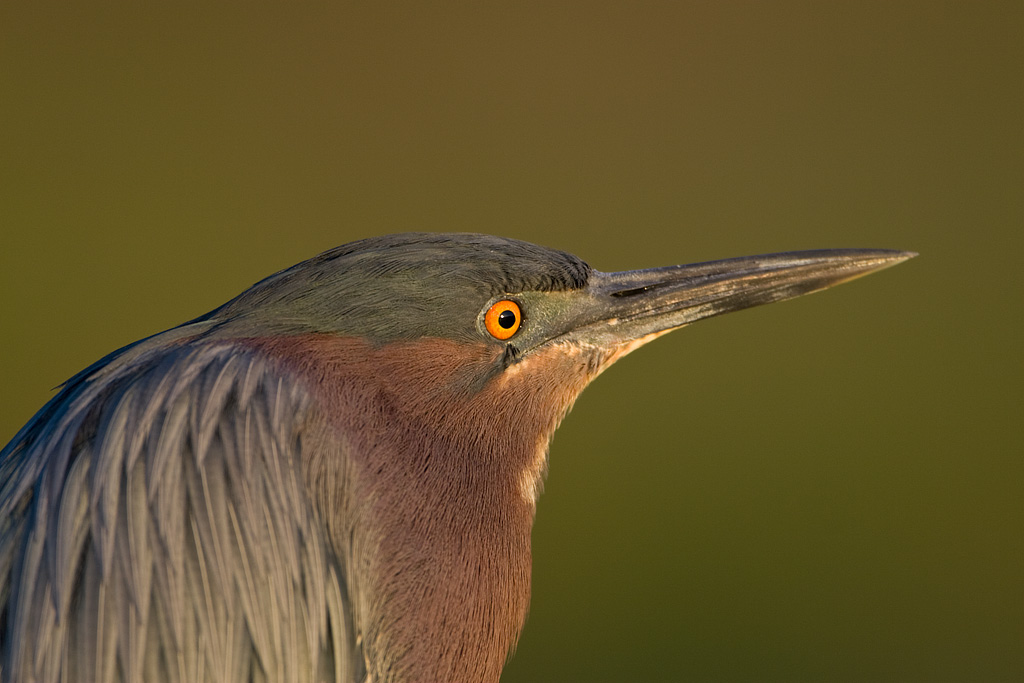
1, 2, 1020, 681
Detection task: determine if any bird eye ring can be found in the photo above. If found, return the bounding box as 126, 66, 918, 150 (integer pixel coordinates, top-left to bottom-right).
484, 300, 521, 340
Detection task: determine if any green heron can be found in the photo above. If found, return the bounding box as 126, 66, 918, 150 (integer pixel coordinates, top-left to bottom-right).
0, 233, 913, 682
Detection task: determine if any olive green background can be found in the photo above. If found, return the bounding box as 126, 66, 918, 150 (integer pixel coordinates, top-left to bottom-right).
1, 3, 1021, 681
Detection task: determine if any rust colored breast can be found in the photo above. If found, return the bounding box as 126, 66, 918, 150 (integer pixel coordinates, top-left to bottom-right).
241, 331, 621, 681
243, 333, 593, 682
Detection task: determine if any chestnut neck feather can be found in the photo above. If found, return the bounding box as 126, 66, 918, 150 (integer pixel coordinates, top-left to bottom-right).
246, 334, 605, 683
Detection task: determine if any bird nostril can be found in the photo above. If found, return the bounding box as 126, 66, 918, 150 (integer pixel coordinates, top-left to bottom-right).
610, 285, 652, 297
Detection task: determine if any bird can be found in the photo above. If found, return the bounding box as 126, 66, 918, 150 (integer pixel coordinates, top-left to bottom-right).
0, 232, 914, 683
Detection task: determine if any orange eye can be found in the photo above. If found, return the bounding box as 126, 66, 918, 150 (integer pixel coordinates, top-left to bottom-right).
484, 300, 521, 340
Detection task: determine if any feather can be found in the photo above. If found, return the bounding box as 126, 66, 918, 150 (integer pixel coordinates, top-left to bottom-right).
0, 341, 352, 682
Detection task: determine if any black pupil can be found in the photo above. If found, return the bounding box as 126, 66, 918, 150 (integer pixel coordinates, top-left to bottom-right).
497, 309, 517, 329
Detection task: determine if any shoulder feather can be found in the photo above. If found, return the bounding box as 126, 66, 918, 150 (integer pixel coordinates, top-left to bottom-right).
0, 340, 359, 683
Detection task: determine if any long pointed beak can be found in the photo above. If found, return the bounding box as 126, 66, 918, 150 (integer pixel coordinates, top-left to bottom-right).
566, 249, 916, 348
